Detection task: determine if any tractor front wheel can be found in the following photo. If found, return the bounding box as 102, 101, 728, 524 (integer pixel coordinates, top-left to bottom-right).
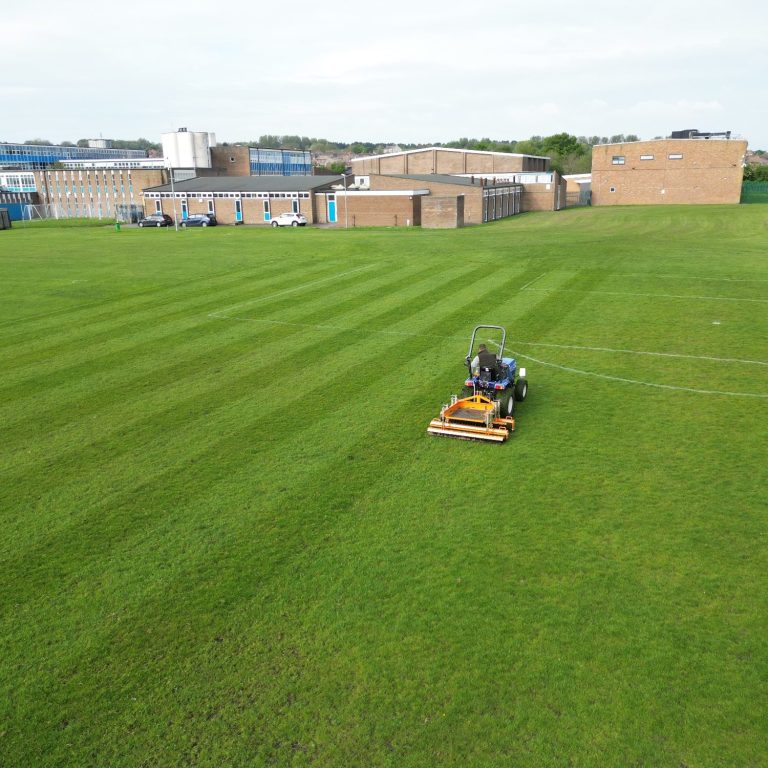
514, 378, 528, 402
499, 392, 515, 419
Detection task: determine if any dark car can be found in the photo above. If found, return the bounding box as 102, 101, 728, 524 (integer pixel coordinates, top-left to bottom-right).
181, 213, 217, 227
138, 213, 173, 228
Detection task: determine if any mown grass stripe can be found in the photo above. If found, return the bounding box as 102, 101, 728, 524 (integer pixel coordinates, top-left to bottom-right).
0, 260, 464, 435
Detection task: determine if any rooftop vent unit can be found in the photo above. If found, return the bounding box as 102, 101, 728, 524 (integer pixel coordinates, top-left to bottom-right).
670, 129, 731, 139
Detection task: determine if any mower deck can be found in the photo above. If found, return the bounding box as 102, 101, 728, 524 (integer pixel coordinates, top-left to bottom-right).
427, 394, 515, 443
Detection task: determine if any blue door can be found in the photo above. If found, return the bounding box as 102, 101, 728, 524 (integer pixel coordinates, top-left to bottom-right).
235, 199, 242, 223
327, 194, 337, 223
181, 200, 188, 220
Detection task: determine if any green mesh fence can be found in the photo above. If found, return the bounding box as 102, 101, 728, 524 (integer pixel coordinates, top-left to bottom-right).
741, 182, 768, 203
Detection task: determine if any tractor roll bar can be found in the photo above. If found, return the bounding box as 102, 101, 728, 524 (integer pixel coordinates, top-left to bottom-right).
465, 325, 506, 368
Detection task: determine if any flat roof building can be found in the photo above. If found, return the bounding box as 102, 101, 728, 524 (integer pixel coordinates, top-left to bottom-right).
0, 142, 146, 171
351, 146, 550, 176
143, 176, 343, 225
592, 135, 747, 206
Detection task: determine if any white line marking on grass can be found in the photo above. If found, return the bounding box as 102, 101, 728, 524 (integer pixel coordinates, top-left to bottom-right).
208, 265, 377, 318
522, 287, 768, 303
512, 340, 768, 368
518, 273, 547, 291
507, 349, 768, 399
611, 273, 768, 284
208, 314, 768, 396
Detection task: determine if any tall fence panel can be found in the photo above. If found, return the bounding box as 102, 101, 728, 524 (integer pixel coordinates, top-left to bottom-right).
741, 182, 768, 204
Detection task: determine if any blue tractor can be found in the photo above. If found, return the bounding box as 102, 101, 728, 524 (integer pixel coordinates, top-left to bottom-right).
428, 325, 529, 443
462, 324, 528, 417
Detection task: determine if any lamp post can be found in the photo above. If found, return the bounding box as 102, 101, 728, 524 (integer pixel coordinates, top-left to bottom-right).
343, 173, 348, 229
168, 163, 179, 231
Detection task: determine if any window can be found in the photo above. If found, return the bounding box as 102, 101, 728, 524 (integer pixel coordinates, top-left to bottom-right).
611, 156, 625, 165
610, 186, 616, 193
669, 153, 683, 160
640, 155, 654, 160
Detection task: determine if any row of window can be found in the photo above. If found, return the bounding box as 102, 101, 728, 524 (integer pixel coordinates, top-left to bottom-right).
146, 191, 312, 199
0, 173, 36, 192
157, 197, 303, 220
46, 170, 134, 181
47, 186, 131, 196
612, 154, 684, 164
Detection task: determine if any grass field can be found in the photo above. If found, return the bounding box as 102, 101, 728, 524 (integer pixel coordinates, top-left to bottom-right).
1, 206, 767, 767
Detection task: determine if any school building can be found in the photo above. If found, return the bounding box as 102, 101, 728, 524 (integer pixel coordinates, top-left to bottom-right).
591, 135, 748, 206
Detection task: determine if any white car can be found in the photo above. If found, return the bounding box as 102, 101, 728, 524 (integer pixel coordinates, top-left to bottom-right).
271, 212, 307, 228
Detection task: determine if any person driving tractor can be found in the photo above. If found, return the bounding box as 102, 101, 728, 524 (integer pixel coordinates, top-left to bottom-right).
470, 343, 497, 376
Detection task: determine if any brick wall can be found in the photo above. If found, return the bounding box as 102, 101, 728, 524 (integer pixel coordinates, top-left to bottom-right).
368, 174, 487, 223
520, 176, 566, 211
353, 149, 549, 176
422, 195, 464, 228
209, 146, 251, 176
36, 168, 167, 217
315, 192, 420, 227
592, 139, 747, 205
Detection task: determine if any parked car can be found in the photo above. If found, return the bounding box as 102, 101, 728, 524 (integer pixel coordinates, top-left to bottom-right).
138, 213, 173, 228
271, 212, 307, 228
181, 213, 217, 227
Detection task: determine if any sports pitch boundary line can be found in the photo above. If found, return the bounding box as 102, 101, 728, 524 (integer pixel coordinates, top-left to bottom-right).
518, 273, 547, 291
515, 340, 768, 368
521, 287, 768, 304
207, 314, 768, 398
508, 350, 768, 399
609, 273, 768, 284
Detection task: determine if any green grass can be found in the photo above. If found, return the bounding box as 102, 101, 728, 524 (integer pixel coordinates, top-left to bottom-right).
1, 206, 766, 767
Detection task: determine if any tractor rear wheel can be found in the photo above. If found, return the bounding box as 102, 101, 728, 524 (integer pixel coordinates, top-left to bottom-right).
514, 378, 528, 402
504, 392, 515, 417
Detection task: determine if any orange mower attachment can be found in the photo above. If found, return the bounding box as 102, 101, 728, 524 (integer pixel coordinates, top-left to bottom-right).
427, 393, 515, 443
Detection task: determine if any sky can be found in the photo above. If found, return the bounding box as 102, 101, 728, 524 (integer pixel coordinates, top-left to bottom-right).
3, 0, 767, 150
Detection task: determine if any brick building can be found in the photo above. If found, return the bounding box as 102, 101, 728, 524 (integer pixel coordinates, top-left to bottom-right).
351, 146, 549, 176
591, 137, 747, 206
143, 176, 344, 225
34, 167, 167, 221
362, 174, 523, 225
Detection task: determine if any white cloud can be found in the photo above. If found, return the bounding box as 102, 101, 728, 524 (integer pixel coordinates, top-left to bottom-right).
1, 0, 767, 148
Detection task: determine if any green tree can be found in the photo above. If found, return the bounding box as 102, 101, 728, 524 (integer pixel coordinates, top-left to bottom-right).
542, 133, 583, 158
743, 164, 768, 182
257, 135, 281, 148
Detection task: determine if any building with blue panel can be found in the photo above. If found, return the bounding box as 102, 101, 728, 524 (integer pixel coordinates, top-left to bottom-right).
0, 171, 37, 192
0, 142, 146, 171
248, 148, 312, 176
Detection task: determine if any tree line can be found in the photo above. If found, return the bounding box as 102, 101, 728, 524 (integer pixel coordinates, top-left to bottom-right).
222, 134, 653, 174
